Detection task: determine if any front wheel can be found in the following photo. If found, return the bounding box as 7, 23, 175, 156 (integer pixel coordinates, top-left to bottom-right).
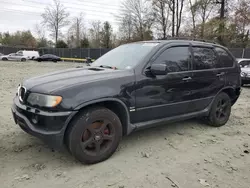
66, 107, 122, 164
2, 57, 8, 61
207, 92, 231, 127
21, 58, 26, 62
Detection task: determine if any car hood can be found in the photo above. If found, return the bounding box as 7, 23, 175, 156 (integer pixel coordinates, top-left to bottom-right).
22, 67, 129, 93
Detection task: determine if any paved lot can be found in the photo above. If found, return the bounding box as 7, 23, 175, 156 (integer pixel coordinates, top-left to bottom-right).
0, 61, 250, 188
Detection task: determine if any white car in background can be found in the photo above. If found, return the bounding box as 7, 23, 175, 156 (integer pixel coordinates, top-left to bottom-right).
236, 58, 250, 86
1, 53, 28, 61
16, 50, 39, 60
236, 58, 250, 68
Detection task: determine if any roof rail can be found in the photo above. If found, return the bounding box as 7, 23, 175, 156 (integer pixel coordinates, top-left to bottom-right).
161, 37, 218, 44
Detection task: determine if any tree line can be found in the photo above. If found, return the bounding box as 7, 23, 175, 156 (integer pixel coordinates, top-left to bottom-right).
0, 0, 249, 49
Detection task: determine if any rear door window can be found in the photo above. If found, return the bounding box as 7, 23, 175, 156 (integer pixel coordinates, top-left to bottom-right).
192, 47, 217, 70
214, 47, 234, 68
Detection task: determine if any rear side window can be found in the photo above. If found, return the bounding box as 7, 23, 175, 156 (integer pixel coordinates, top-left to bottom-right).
214, 47, 234, 67
153, 46, 190, 72
192, 47, 217, 70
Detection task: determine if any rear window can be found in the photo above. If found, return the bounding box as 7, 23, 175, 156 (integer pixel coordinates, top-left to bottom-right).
214, 47, 234, 68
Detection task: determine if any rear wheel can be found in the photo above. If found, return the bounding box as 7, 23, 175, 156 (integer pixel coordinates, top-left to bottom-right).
21, 58, 26, 62
207, 92, 231, 127
66, 107, 122, 164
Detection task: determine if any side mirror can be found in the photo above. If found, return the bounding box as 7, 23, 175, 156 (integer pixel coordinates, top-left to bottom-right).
150, 63, 168, 75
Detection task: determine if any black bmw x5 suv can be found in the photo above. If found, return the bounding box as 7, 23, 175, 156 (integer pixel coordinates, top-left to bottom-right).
11, 39, 241, 164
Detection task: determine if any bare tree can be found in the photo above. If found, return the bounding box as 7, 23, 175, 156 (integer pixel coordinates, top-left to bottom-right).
168, 0, 175, 37
196, 0, 214, 38
152, 0, 171, 39
34, 23, 45, 40
168, 0, 184, 37
88, 20, 102, 48
41, 0, 69, 44
120, 0, 154, 41
175, 0, 184, 36
234, 0, 250, 47
118, 13, 134, 42
100, 21, 113, 48
68, 13, 85, 47
188, 0, 199, 37
34, 23, 48, 47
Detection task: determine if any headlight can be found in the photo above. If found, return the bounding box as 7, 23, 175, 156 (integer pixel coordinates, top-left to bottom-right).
27, 93, 62, 108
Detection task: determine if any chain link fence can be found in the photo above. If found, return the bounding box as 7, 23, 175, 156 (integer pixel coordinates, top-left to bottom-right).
0, 45, 249, 59
0, 46, 36, 55
38, 48, 111, 59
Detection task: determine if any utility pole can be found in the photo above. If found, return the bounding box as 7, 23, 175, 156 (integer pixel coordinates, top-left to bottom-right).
215, 0, 225, 45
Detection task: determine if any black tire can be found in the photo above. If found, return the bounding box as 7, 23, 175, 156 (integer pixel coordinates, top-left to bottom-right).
2, 57, 7, 61
207, 92, 231, 127
21, 58, 26, 62
66, 107, 122, 164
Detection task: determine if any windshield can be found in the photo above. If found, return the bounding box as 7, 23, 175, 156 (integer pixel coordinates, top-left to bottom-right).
91, 42, 159, 70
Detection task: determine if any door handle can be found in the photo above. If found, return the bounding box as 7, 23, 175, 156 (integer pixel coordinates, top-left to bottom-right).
216, 72, 225, 76
182, 76, 192, 81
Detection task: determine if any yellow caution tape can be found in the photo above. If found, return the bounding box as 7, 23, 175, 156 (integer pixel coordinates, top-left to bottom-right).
61, 57, 95, 62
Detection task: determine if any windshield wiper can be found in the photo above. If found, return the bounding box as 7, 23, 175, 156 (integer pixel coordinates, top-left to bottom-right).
99, 65, 117, 69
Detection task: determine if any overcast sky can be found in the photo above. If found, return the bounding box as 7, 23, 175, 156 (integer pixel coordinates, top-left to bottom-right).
0, 0, 121, 38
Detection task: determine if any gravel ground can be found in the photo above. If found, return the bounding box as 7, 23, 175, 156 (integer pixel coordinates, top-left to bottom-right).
0, 61, 250, 188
